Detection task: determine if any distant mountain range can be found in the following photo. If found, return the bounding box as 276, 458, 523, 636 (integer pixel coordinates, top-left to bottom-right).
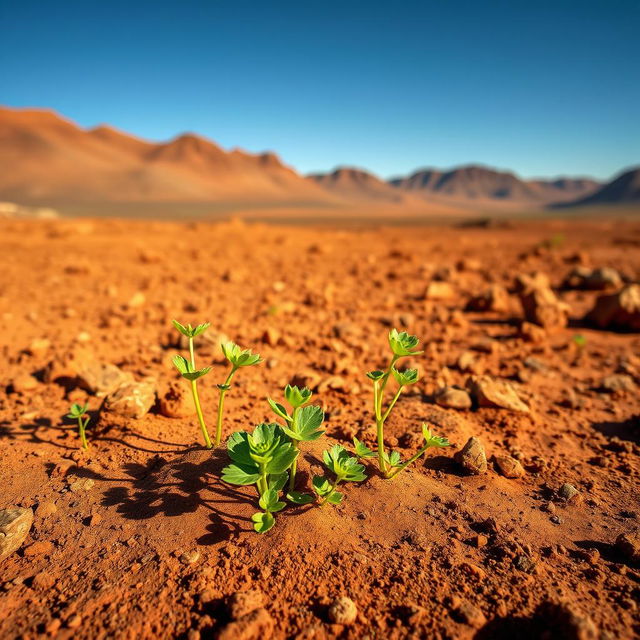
0, 106, 637, 216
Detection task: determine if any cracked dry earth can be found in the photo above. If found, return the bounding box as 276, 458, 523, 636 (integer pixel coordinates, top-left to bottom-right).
0, 216, 639, 640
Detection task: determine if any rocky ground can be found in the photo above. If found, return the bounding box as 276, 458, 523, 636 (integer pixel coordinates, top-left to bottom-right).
0, 216, 639, 640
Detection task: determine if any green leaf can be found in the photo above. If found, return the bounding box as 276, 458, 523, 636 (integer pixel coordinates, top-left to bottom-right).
172, 354, 191, 375
323, 445, 367, 483
265, 443, 298, 475
227, 431, 256, 467
66, 402, 88, 419
284, 384, 312, 408
326, 491, 344, 505
259, 489, 285, 512
172, 319, 190, 337
267, 397, 292, 422
217, 383, 231, 391
221, 463, 261, 485
421, 424, 450, 448
353, 437, 376, 459
312, 475, 331, 497
388, 328, 423, 357
366, 370, 385, 381
388, 450, 402, 467
221, 341, 262, 368
181, 366, 211, 381
391, 367, 419, 386
252, 511, 275, 534
192, 322, 210, 337
286, 491, 314, 505
293, 405, 324, 441
268, 472, 288, 493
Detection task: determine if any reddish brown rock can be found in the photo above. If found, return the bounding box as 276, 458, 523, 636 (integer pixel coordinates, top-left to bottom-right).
586, 284, 640, 331
454, 437, 487, 474
515, 272, 570, 330
217, 608, 274, 640
494, 455, 525, 478
466, 284, 510, 313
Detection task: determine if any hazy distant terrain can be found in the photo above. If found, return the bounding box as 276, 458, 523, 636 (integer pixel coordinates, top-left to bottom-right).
0, 106, 638, 219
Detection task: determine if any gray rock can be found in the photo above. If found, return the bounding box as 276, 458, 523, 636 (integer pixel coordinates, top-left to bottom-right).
0, 507, 33, 562
600, 374, 636, 393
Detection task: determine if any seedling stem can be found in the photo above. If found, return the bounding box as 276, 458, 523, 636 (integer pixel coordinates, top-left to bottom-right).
216, 365, 238, 446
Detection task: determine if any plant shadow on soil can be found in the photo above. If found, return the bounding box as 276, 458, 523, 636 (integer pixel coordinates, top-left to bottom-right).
64, 447, 256, 544
592, 414, 640, 444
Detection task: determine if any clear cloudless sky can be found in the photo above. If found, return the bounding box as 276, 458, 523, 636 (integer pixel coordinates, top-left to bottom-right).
1, 0, 638, 180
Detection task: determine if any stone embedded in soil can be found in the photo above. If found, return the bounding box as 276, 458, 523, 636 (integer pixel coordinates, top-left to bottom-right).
536, 600, 598, 640
615, 529, 640, 563
451, 600, 486, 629
27, 337, 51, 357
71, 350, 134, 396
11, 374, 39, 393
424, 281, 455, 300
261, 327, 280, 346
454, 437, 487, 475
328, 596, 358, 625
217, 607, 274, 640
600, 374, 636, 393
31, 571, 55, 590
24, 540, 54, 556
563, 266, 622, 291
158, 380, 193, 418
586, 284, 640, 331
466, 375, 530, 412
515, 272, 570, 330
103, 379, 156, 418
179, 549, 200, 565
518, 321, 547, 344
0, 507, 33, 561
466, 284, 511, 313
35, 501, 57, 518
493, 455, 524, 478
435, 386, 472, 410
558, 483, 579, 501
228, 589, 266, 620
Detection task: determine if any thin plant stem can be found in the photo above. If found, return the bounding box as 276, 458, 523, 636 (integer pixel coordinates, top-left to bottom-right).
78, 417, 88, 449
188, 335, 213, 449
381, 385, 404, 423
386, 444, 430, 479
288, 407, 300, 491
215, 366, 238, 446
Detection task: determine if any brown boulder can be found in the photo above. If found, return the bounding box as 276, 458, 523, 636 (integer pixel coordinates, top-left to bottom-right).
586, 284, 640, 331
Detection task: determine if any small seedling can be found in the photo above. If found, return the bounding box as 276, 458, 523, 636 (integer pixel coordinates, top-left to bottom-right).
360, 328, 449, 478
221, 422, 298, 533
268, 385, 324, 494
172, 320, 213, 448
216, 341, 262, 446
67, 402, 90, 449
312, 444, 366, 505
573, 334, 587, 350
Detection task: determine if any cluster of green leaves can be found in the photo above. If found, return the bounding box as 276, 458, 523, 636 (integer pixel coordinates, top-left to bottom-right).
360, 329, 449, 478
221, 423, 298, 533
268, 384, 324, 494
312, 444, 366, 505
67, 402, 90, 450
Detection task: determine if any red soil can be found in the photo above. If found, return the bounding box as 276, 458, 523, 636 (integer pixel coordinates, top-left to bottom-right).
0, 217, 639, 639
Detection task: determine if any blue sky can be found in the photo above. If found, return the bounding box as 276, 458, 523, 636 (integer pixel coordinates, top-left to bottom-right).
1, 0, 638, 180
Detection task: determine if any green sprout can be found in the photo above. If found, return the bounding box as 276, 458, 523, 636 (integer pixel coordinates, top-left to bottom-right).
172, 320, 213, 449
360, 328, 449, 478
268, 384, 325, 495
216, 341, 262, 446
312, 444, 366, 505
573, 334, 587, 350
67, 402, 90, 449
221, 423, 298, 533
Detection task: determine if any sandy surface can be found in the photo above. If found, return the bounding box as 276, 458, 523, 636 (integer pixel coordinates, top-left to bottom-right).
0, 217, 639, 639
